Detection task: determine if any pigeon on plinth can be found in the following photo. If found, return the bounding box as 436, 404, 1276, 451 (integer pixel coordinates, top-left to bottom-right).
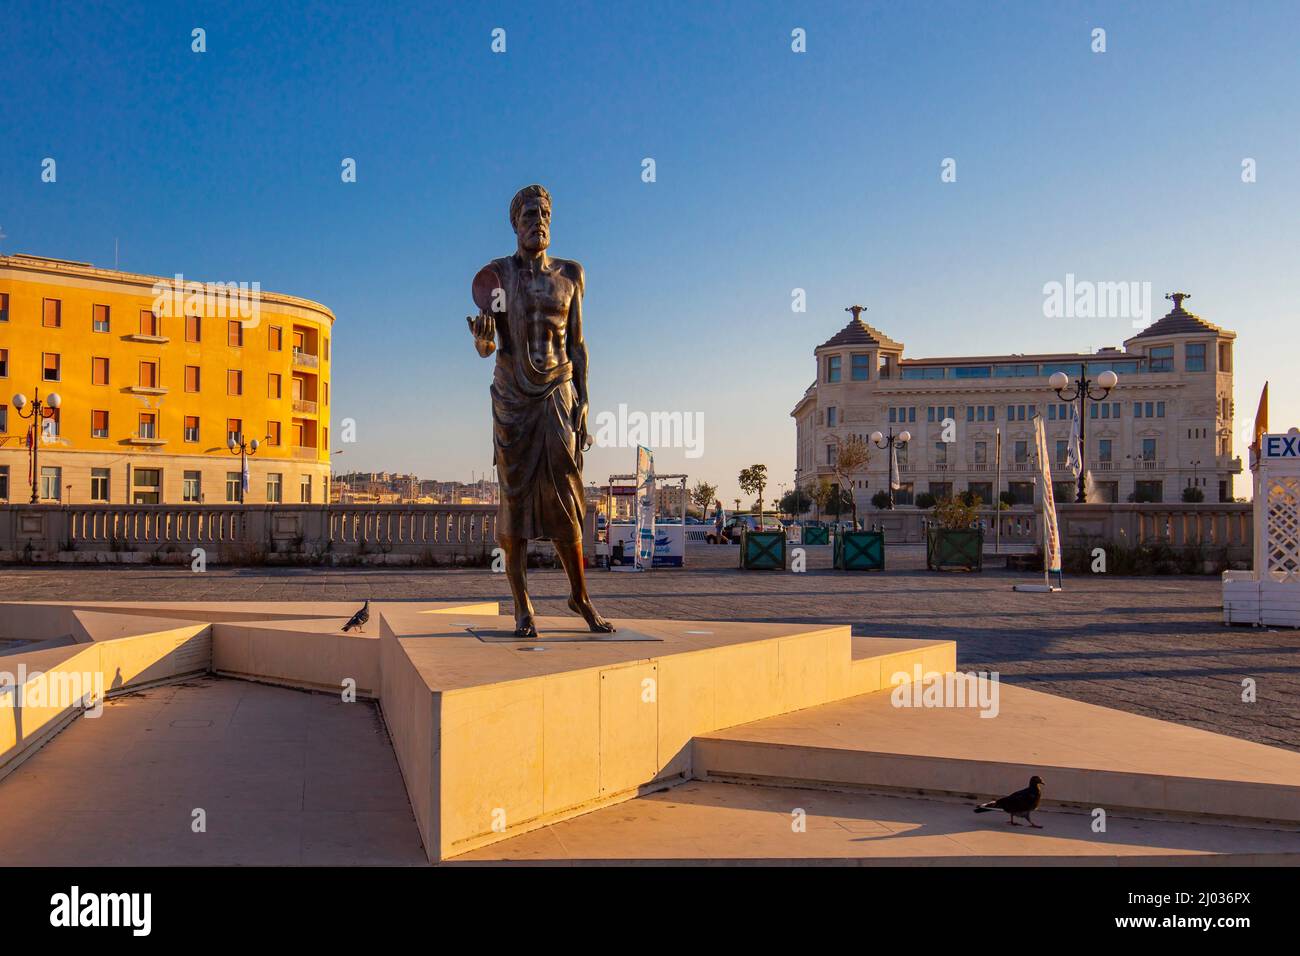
342, 600, 370, 633
974, 775, 1045, 827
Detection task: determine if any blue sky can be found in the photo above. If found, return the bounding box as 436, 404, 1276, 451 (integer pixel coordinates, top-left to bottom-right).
3, 1, 1297, 501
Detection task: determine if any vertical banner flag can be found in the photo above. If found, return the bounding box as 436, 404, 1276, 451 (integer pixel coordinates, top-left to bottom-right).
1032, 415, 1062, 574
1250, 381, 1269, 465
889, 442, 901, 491
634, 445, 656, 570
241, 456, 250, 496
1065, 405, 1083, 478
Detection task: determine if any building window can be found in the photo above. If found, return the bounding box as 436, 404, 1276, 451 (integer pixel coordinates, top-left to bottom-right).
0, 465, 8, 500
967, 482, 992, 505
93, 304, 110, 332
1157, 401, 1165, 418
139, 361, 158, 388
139, 413, 157, 440
40, 466, 62, 501
0, 404, 7, 432
179, 365, 197, 392
91, 409, 109, 438
1014, 440, 1028, 464
43, 408, 60, 438
227, 418, 242, 444
269, 373, 282, 398
139, 309, 160, 337
228, 370, 243, 395
324, 338, 330, 360
1149, 345, 1174, 372
91, 468, 111, 502
226, 472, 242, 502
228, 320, 243, 347
826, 355, 841, 383
42, 298, 61, 328
269, 326, 283, 351
300, 474, 313, 503
1141, 438, 1158, 460
1185, 343, 1206, 372
974, 441, 987, 464
1008, 481, 1034, 506
323, 382, 329, 405
1098, 439, 1113, 462
183, 471, 202, 503
1055, 440, 1068, 466
133, 468, 162, 504
1135, 480, 1163, 502
0, 292, 8, 322
186, 314, 202, 342
92, 356, 109, 385
267, 473, 283, 503
0, 348, 7, 377
43, 352, 61, 382
826, 406, 837, 427
934, 442, 948, 466
267, 421, 281, 446
826, 443, 837, 465
1218, 342, 1232, 373
850, 353, 870, 381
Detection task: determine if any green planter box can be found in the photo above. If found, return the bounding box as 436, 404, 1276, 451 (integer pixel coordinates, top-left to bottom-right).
835, 530, 884, 570
926, 528, 984, 571
802, 526, 829, 546
740, 529, 786, 570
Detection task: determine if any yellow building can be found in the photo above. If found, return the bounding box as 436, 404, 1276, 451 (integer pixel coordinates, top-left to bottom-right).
0, 253, 334, 505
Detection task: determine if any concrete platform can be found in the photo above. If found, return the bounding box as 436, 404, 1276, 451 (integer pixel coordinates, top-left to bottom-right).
452, 780, 1300, 865
376, 608, 951, 860
694, 681, 1300, 824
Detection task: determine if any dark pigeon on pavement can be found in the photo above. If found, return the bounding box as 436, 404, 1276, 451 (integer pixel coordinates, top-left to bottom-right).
341, 600, 370, 633
973, 775, 1045, 827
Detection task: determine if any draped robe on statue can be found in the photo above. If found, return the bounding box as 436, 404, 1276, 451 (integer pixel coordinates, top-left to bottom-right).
487, 255, 585, 544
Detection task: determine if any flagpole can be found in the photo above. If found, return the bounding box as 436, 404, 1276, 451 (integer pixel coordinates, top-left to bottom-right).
994, 427, 1002, 555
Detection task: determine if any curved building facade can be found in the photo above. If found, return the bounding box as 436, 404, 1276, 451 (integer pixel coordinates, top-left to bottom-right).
0, 253, 334, 504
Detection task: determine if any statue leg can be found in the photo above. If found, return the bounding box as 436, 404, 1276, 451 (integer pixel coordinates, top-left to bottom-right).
500, 536, 538, 638
556, 538, 615, 633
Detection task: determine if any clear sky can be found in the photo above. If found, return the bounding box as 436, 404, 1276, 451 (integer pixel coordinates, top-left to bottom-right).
3, 1, 1296, 503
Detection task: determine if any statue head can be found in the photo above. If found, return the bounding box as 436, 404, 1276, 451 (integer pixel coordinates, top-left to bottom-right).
510, 184, 552, 255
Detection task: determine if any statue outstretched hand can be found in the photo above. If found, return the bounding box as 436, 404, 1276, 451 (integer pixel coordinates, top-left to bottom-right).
466, 312, 496, 357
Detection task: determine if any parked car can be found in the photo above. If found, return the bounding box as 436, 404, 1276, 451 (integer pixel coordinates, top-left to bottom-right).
706, 514, 786, 544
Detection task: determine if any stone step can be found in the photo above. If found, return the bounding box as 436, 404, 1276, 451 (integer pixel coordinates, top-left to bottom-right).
694, 681, 1300, 825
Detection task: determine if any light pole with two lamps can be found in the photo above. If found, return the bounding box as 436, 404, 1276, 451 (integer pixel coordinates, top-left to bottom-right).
227, 433, 265, 504
12, 388, 62, 504
1048, 368, 1119, 504
869, 427, 911, 509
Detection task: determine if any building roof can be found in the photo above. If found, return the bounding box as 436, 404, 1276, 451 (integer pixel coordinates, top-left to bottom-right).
1127, 292, 1230, 342
817, 316, 902, 351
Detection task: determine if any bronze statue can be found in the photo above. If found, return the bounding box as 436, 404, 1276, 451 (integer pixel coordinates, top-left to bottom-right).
467, 184, 615, 638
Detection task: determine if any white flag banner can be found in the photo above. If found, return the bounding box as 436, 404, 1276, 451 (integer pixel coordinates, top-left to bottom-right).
1032, 416, 1062, 574
889, 442, 901, 491
634, 445, 656, 570
1065, 406, 1083, 478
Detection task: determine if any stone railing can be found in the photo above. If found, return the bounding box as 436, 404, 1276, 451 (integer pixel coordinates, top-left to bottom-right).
0, 503, 596, 566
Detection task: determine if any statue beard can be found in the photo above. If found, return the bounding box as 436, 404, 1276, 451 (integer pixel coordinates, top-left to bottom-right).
518, 225, 549, 256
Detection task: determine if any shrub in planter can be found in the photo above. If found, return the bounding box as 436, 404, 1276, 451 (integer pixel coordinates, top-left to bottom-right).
926, 495, 983, 571
915, 492, 937, 510
870, 490, 893, 510
835, 529, 884, 570
1181, 486, 1205, 503
740, 528, 786, 570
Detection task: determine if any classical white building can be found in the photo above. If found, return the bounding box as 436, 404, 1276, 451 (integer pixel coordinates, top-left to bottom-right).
791, 296, 1241, 510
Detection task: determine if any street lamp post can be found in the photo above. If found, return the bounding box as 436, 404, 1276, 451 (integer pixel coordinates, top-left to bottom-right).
227, 433, 263, 504
869, 427, 912, 509
1049, 368, 1119, 504
12, 388, 63, 504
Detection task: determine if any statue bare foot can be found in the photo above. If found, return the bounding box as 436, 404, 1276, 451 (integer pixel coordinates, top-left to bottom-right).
568, 596, 616, 633
514, 613, 538, 639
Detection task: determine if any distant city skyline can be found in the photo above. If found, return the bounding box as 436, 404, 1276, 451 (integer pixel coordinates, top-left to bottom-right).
4, 1, 1296, 501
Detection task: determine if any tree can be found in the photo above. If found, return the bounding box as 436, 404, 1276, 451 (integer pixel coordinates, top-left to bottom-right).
809, 477, 833, 521
738, 464, 769, 518
830, 435, 871, 527
915, 492, 937, 510
779, 487, 812, 516
1181, 486, 1205, 503
690, 481, 719, 518
871, 489, 892, 510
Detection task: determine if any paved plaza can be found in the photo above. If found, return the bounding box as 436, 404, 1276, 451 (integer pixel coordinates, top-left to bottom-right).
1, 542, 1295, 753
